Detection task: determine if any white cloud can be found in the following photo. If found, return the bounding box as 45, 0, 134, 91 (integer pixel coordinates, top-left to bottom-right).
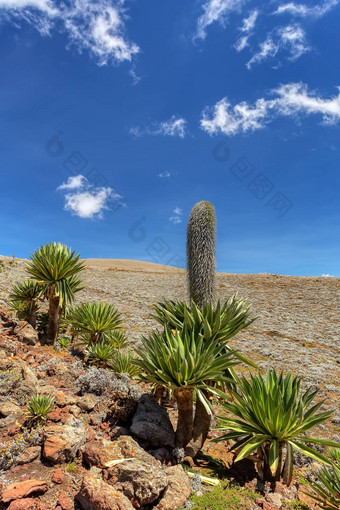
0, 0, 139, 65
57, 174, 122, 218
195, 0, 245, 40
234, 9, 258, 52
169, 216, 182, 225
130, 115, 188, 138
158, 171, 171, 178
321, 273, 334, 277
0, 0, 56, 14
169, 207, 183, 224
159, 116, 187, 138
246, 24, 310, 68
57, 174, 87, 191
240, 9, 258, 32
273, 0, 339, 18
201, 83, 340, 136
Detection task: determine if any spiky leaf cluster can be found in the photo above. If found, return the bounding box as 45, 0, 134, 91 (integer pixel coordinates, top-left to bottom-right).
108, 351, 140, 377
153, 295, 257, 367
134, 326, 236, 407
86, 339, 117, 366
26, 242, 85, 306
67, 302, 123, 343
25, 394, 55, 422
214, 370, 339, 484
306, 448, 340, 510
9, 280, 41, 308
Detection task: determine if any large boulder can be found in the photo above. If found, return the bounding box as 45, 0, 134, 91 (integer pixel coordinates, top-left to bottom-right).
154, 465, 191, 509
1, 479, 48, 503
43, 416, 86, 463
76, 473, 134, 510
130, 394, 175, 447
14, 322, 38, 346
109, 458, 167, 507
102, 436, 167, 507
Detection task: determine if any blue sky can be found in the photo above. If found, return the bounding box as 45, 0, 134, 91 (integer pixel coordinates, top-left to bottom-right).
0, 0, 339, 276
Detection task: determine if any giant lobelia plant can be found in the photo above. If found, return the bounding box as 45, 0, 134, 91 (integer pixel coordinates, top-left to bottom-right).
214, 369, 339, 485
134, 325, 237, 453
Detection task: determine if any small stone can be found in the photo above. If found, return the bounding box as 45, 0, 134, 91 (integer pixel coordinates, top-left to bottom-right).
14, 322, 38, 346
77, 394, 98, 412
17, 446, 41, 465
0, 402, 23, 418
52, 468, 64, 484
265, 492, 283, 508
57, 491, 72, 510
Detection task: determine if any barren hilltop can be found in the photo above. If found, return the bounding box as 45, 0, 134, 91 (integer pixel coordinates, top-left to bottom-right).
0, 255, 339, 509
1, 255, 339, 437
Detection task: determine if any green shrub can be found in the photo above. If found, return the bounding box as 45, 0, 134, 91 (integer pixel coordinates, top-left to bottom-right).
25, 394, 54, 422
108, 351, 139, 377
58, 337, 70, 349
214, 370, 339, 484
188, 480, 257, 510
67, 302, 123, 344
86, 339, 117, 367
305, 448, 340, 509
9, 280, 41, 328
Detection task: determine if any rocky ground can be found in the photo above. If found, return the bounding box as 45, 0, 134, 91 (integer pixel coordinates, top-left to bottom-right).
0, 256, 339, 510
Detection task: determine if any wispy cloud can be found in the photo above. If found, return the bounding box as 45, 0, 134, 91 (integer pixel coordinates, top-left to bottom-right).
0, 0, 139, 65
240, 9, 258, 32
57, 174, 87, 191
57, 174, 122, 219
234, 9, 258, 52
246, 24, 310, 68
169, 207, 183, 224
130, 115, 188, 138
158, 171, 171, 178
201, 83, 340, 136
195, 0, 245, 40
273, 0, 339, 19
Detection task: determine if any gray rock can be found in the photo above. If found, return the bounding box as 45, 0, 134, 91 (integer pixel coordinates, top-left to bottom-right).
154, 465, 191, 510
17, 446, 41, 465
130, 394, 175, 447
0, 402, 23, 418
109, 458, 167, 507
78, 393, 98, 412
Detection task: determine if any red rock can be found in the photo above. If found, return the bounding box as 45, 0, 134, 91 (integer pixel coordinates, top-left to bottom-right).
8, 425, 21, 436
57, 491, 72, 510
43, 436, 68, 463
7, 498, 44, 510
52, 468, 64, 484
2, 480, 48, 503
47, 409, 62, 422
